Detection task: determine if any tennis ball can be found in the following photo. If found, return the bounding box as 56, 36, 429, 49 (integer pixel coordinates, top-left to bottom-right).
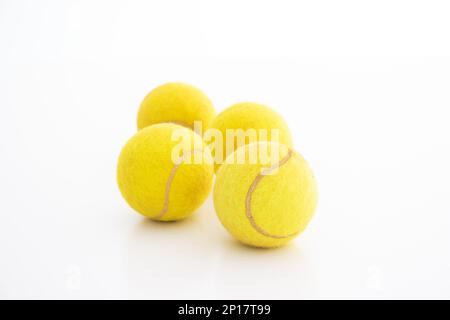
207, 102, 292, 172
117, 123, 214, 221
213, 142, 317, 248
137, 82, 215, 131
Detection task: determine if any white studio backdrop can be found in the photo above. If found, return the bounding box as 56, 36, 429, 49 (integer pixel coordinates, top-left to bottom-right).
0, 0, 449, 299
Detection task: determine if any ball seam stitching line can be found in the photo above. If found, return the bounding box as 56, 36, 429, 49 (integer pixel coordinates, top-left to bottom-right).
153, 148, 204, 219
245, 149, 300, 239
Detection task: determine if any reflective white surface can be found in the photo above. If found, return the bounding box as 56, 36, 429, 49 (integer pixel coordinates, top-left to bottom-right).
1, 0, 450, 299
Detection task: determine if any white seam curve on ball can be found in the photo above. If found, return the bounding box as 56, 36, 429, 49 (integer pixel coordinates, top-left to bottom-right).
245, 149, 301, 239
153, 148, 204, 220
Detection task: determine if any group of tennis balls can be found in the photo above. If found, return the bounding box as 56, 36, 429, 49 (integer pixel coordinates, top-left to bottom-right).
117, 82, 317, 248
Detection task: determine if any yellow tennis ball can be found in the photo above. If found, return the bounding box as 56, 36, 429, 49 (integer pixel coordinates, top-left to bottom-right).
117, 123, 214, 221
137, 82, 215, 131
213, 142, 317, 248
207, 102, 292, 172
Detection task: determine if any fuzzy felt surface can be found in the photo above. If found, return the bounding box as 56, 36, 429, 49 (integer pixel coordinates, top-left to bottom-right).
213, 142, 317, 248
117, 123, 214, 221
208, 102, 293, 172
137, 82, 215, 130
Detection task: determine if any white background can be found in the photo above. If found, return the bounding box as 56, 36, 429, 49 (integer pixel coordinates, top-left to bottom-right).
1, 0, 450, 299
